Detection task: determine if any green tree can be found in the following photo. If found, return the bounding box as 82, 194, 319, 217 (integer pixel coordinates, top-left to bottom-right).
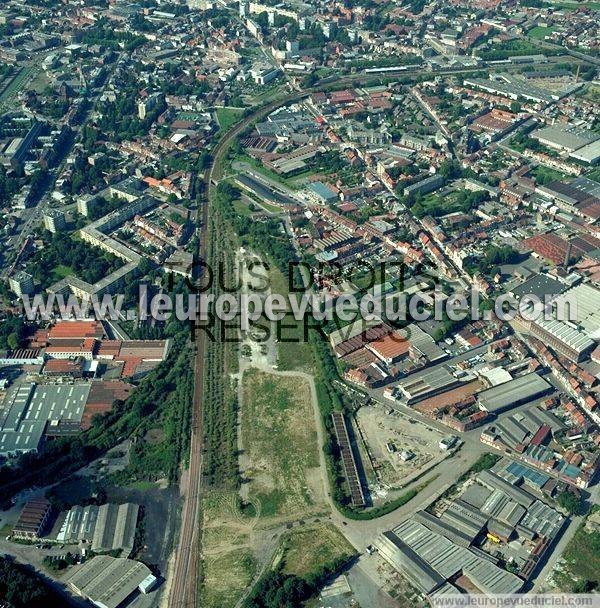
6, 333, 19, 351
558, 490, 583, 515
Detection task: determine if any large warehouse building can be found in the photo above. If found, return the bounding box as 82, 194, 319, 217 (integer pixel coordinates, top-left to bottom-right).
56, 503, 139, 557
529, 318, 595, 363
532, 124, 599, 153
477, 373, 552, 414
397, 366, 461, 404
66, 555, 157, 608
0, 382, 91, 456
376, 466, 566, 594
376, 518, 523, 595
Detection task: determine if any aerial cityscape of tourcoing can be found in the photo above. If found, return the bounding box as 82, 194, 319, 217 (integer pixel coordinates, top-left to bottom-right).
0, 0, 599, 607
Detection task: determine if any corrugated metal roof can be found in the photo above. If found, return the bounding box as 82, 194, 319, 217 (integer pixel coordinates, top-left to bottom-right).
392, 519, 523, 594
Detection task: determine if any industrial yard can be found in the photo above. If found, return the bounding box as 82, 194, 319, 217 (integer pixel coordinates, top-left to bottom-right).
356, 405, 450, 490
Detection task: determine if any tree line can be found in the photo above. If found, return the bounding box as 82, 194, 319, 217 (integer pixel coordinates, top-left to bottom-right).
0, 557, 63, 608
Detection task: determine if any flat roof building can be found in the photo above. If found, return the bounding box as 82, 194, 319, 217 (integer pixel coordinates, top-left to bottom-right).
477, 373, 552, 414
0, 383, 91, 456
8, 271, 35, 297
532, 125, 599, 153
43, 209, 67, 234
570, 139, 600, 165
552, 283, 600, 340
510, 274, 564, 302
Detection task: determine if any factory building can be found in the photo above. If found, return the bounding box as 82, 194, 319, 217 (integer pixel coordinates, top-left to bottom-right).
376, 464, 566, 594
532, 125, 599, 154
376, 518, 523, 596
477, 373, 552, 414
56, 503, 139, 557
529, 318, 595, 363
12, 498, 53, 540
0, 383, 91, 456
66, 555, 157, 608
377, 530, 445, 594
397, 366, 461, 404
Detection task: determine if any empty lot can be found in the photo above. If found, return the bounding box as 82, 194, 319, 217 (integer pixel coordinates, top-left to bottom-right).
356, 405, 448, 489
200, 491, 258, 608
240, 368, 327, 521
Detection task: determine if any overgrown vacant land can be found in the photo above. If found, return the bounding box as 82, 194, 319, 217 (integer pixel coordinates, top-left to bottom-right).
200, 491, 257, 608
268, 264, 315, 373
275, 523, 355, 579
241, 368, 326, 521
554, 509, 600, 593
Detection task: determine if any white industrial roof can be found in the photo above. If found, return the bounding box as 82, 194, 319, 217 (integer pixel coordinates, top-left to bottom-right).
554, 283, 600, 340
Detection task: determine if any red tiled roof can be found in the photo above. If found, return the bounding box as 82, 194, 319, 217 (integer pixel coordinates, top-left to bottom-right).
366, 332, 410, 361
523, 233, 569, 265
48, 321, 104, 340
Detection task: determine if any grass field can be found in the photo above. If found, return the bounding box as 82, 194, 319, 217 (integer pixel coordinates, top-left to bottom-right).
586, 167, 600, 183
528, 26, 557, 39
241, 369, 325, 520
268, 264, 315, 373
203, 551, 255, 607
51, 264, 75, 281
276, 523, 355, 578
200, 491, 258, 608
232, 197, 255, 217
581, 85, 600, 104
122, 480, 159, 491
529, 164, 565, 186
216, 107, 245, 131
236, 185, 286, 214
250, 83, 286, 104
29, 68, 50, 94
177, 111, 210, 121
253, 198, 282, 214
